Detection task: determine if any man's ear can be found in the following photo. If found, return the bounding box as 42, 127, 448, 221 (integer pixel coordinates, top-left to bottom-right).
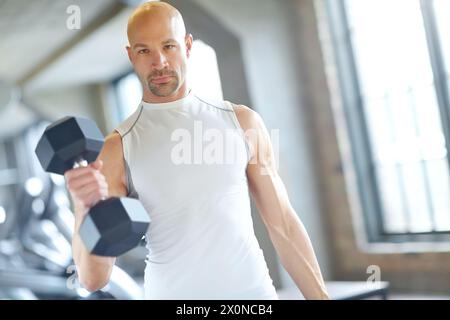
185, 33, 193, 58
126, 45, 133, 63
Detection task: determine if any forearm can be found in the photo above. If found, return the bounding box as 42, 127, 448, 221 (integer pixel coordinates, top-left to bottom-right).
72, 204, 115, 291
267, 209, 329, 300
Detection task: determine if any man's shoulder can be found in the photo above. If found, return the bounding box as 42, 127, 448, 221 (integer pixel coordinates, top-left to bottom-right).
105, 131, 122, 146
100, 131, 123, 165
228, 102, 264, 131
100, 132, 124, 162
99, 132, 127, 194
230, 103, 253, 116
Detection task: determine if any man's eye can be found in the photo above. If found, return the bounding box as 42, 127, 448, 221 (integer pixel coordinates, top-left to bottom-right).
165, 45, 175, 50
138, 49, 149, 54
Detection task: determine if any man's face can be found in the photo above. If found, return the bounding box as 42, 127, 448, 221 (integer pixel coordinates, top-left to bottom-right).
127, 13, 192, 97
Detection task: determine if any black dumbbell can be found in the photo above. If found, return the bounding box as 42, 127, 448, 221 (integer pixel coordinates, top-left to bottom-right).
34, 116, 150, 257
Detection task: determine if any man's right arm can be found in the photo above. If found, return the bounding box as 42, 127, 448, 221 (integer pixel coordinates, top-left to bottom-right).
66, 132, 128, 292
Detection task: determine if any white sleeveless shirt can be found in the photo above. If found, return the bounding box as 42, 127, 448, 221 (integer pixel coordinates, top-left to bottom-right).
115, 90, 278, 300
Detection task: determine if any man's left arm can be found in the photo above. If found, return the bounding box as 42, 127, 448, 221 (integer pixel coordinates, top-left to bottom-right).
233, 104, 330, 300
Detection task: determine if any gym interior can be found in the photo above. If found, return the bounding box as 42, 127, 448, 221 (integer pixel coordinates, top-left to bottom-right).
0, 0, 449, 300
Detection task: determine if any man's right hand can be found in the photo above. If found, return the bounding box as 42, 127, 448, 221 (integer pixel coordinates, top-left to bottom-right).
64, 159, 109, 220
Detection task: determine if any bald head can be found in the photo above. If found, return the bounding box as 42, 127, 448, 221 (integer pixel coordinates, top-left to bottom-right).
125, 2, 193, 101
127, 2, 186, 45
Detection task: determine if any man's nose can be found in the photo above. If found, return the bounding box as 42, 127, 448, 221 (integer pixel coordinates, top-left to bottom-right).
151, 51, 168, 69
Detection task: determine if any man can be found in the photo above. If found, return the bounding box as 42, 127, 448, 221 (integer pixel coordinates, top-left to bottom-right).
65, 1, 329, 300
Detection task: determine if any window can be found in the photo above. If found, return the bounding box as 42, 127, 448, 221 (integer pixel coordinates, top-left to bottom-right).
326, 0, 450, 242
114, 40, 223, 121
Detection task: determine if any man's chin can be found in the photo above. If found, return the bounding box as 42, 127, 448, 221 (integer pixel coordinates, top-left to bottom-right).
148, 87, 177, 97
147, 82, 179, 97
